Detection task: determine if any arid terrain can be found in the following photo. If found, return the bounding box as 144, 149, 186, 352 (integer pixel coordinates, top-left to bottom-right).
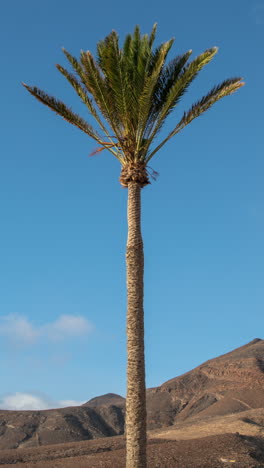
0, 338, 264, 466
0, 431, 264, 467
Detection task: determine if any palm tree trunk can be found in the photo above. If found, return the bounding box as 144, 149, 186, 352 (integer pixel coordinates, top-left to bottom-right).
125, 182, 147, 468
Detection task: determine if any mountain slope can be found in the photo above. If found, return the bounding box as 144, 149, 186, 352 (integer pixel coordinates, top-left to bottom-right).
147, 338, 264, 427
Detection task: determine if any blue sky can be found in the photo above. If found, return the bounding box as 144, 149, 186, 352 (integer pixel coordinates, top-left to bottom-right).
0, 0, 263, 410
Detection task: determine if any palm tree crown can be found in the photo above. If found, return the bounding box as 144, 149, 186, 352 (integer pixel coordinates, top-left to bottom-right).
23, 24, 244, 187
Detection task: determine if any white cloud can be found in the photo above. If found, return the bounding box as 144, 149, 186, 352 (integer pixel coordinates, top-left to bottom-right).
0, 392, 85, 410
59, 399, 86, 408
0, 314, 93, 346
0, 393, 52, 410
44, 314, 93, 342
0, 314, 38, 345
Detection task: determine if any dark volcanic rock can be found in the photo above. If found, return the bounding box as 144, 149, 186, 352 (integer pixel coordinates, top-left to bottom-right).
0, 339, 264, 449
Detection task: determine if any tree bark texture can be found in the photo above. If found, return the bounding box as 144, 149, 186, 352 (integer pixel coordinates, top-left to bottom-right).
125, 182, 147, 468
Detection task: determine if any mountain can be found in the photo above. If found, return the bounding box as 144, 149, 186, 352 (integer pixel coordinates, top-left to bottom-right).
147, 338, 264, 428
0, 339, 263, 449
0, 394, 125, 449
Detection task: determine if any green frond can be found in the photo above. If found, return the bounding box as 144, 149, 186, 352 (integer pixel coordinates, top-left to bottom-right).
56, 63, 110, 136
151, 50, 193, 118
97, 31, 130, 133
144, 47, 219, 153
62, 48, 84, 80
22, 83, 103, 141
80, 51, 122, 136
147, 39, 174, 76
146, 77, 245, 162
135, 39, 174, 156
122, 28, 151, 100
122, 33, 149, 100
123, 33, 132, 58
22, 83, 122, 160
140, 50, 193, 146
160, 47, 218, 117
62, 49, 113, 132
149, 23, 157, 48
56, 63, 87, 102
177, 78, 245, 129
132, 25, 141, 66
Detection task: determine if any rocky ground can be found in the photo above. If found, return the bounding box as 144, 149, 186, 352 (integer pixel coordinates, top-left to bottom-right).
0, 433, 263, 467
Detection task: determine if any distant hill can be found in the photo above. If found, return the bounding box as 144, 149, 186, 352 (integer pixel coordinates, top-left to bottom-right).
0, 339, 263, 449
82, 393, 125, 408
0, 395, 125, 450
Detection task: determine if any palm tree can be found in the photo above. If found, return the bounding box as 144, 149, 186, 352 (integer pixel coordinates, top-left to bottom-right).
23, 24, 244, 468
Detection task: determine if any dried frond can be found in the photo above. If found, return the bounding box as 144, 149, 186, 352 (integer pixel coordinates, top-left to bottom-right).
89, 141, 121, 156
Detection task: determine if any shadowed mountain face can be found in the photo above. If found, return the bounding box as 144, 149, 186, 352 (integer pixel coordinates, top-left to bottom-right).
0, 395, 125, 450
0, 339, 263, 449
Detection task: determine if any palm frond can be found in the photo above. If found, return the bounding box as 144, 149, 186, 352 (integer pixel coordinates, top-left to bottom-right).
122, 25, 167, 102
150, 50, 193, 119
135, 39, 174, 156
97, 31, 130, 133
22, 83, 122, 159
122, 27, 153, 108
22, 83, 102, 140
131, 25, 141, 67
163, 47, 219, 113
80, 51, 122, 137
62, 48, 85, 80
144, 47, 219, 154
140, 50, 193, 145
56, 63, 110, 136
146, 78, 245, 162
62, 48, 121, 151
148, 23, 157, 48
